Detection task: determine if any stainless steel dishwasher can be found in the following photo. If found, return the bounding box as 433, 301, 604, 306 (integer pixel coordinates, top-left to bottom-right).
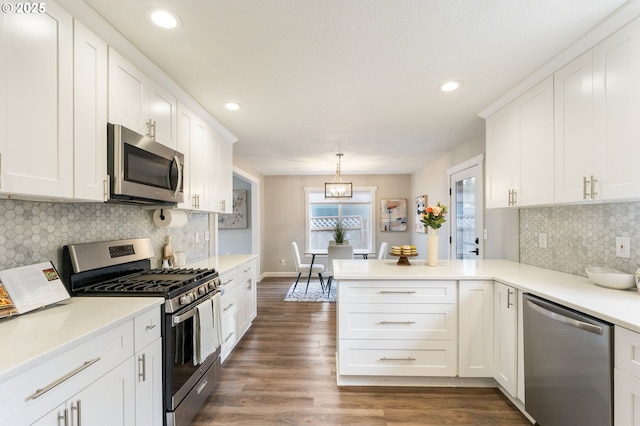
523, 293, 613, 426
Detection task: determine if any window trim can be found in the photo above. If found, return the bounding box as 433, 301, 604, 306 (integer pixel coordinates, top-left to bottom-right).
304, 186, 377, 253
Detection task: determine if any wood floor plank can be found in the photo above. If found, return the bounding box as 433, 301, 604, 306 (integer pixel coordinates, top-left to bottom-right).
190, 279, 531, 425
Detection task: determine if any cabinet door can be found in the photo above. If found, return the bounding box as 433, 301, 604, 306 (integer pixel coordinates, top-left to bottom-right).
554, 51, 595, 203
135, 339, 163, 426
146, 80, 176, 149
0, 2, 73, 198
73, 20, 108, 201
493, 282, 518, 397
459, 281, 493, 377
593, 17, 640, 200
518, 76, 554, 206
176, 105, 193, 209
108, 48, 147, 136
485, 103, 519, 208
615, 368, 640, 426
190, 119, 214, 211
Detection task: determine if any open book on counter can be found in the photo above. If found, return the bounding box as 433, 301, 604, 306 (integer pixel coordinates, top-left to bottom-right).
0, 261, 70, 319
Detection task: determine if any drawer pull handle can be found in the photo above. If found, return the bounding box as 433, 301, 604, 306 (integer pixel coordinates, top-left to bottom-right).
223, 303, 235, 311
378, 290, 416, 294
27, 357, 101, 400
378, 321, 416, 325
379, 357, 416, 361
145, 324, 157, 330
224, 332, 234, 342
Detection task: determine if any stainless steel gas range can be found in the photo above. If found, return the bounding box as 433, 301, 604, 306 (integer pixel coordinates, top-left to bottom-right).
62, 238, 221, 426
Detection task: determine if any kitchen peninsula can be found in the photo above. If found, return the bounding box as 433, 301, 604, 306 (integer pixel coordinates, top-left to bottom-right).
333, 258, 640, 423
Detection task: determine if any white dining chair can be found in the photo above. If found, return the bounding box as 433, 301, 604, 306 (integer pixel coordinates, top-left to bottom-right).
321, 244, 354, 295
378, 242, 389, 260
290, 242, 325, 294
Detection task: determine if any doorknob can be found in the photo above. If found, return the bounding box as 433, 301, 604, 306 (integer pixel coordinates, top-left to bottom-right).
469, 248, 479, 255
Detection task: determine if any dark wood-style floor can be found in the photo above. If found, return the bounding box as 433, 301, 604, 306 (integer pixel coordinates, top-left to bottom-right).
191, 279, 532, 425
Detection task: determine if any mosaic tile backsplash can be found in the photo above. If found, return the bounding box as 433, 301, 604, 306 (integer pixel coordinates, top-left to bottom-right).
0, 199, 210, 272
520, 201, 640, 276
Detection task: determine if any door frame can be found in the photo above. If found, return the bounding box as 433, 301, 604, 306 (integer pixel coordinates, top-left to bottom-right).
447, 154, 484, 260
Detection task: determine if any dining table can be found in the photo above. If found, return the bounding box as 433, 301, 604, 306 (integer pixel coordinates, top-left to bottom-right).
303, 248, 375, 285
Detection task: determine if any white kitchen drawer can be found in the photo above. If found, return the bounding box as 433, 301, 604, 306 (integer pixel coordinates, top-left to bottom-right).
219, 268, 238, 288
0, 320, 134, 424
616, 326, 640, 378
339, 303, 457, 340
134, 306, 161, 352
238, 259, 256, 281
221, 308, 238, 361
338, 339, 457, 377
338, 280, 456, 304
221, 284, 238, 315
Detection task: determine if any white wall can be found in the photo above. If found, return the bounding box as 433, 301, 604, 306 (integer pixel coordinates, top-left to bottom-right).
411, 136, 519, 261
263, 174, 412, 275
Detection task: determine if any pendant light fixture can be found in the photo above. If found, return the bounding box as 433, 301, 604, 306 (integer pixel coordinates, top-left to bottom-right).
325, 153, 352, 199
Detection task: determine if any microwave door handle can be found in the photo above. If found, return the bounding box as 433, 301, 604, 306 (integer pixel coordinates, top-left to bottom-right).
171, 155, 183, 197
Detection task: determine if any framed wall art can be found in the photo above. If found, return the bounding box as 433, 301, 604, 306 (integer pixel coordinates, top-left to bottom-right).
415, 195, 428, 233
381, 198, 407, 232
218, 190, 248, 229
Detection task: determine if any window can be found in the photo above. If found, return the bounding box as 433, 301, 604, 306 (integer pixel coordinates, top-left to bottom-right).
305, 187, 376, 251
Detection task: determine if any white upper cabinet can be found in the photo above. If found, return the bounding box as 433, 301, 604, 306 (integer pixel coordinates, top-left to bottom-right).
486, 76, 554, 208
0, 2, 74, 198
554, 51, 595, 203
518, 76, 554, 206
73, 20, 108, 202
213, 128, 234, 214
486, 103, 519, 209
593, 16, 640, 201
108, 48, 177, 149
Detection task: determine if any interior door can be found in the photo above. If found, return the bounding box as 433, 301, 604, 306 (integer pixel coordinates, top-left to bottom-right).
450, 163, 483, 259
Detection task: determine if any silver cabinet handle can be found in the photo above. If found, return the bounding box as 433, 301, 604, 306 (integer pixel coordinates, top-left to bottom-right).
138, 353, 146, 382
27, 358, 101, 400
223, 278, 234, 285
145, 323, 157, 330
58, 409, 68, 426
526, 299, 603, 335
378, 290, 416, 294
507, 288, 514, 309
590, 175, 598, 199
379, 357, 416, 361
71, 400, 82, 426
224, 332, 234, 342
377, 321, 416, 325
583, 176, 589, 199
223, 303, 235, 312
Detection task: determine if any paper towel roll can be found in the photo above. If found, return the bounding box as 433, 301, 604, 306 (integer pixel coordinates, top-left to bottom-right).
153, 209, 188, 228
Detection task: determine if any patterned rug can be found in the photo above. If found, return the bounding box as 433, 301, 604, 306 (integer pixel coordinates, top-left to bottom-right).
284, 280, 336, 302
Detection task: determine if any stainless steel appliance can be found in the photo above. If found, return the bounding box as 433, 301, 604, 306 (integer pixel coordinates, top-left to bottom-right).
62, 238, 221, 426
108, 123, 184, 205
523, 293, 613, 426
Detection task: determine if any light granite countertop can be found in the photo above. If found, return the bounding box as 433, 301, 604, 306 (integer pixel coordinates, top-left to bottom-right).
334, 258, 640, 333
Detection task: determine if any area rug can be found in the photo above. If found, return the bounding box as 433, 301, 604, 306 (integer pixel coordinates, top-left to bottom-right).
284, 281, 336, 302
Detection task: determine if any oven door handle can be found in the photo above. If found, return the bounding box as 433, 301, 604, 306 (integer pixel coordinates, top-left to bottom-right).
172, 292, 218, 326
171, 155, 183, 197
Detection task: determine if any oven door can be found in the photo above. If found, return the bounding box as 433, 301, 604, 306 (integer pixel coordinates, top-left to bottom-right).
108, 123, 184, 204
164, 294, 221, 414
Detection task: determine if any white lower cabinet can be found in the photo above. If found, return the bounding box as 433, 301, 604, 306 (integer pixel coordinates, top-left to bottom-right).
32, 359, 135, 426
338, 280, 457, 377
237, 259, 258, 337
493, 282, 518, 398
615, 326, 640, 425
459, 281, 494, 377
0, 306, 162, 426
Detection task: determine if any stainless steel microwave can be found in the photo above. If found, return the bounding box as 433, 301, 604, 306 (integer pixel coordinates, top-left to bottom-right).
107, 123, 184, 205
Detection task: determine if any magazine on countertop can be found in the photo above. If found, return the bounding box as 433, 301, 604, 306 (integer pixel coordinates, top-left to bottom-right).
0, 261, 70, 318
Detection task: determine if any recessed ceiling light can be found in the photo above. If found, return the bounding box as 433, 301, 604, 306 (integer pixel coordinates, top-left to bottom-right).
439, 80, 463, 92
146, 8, 182, 29
225, 102, 242, 111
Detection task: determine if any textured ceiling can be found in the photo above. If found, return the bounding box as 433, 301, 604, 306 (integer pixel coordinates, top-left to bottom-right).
84, 0, 630, 176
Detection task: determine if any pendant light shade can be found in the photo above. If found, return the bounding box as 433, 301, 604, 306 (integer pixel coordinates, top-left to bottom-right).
325, 153, 352, 199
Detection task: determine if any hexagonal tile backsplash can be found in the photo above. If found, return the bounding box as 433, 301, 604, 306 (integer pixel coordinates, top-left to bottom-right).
0, 199, 210, 272
520, 202, 640, 276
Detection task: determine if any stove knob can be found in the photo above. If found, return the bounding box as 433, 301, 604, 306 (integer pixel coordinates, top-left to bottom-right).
179, 295, 189, 305
198, 286, 206, 295
208, 281, 217, 291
